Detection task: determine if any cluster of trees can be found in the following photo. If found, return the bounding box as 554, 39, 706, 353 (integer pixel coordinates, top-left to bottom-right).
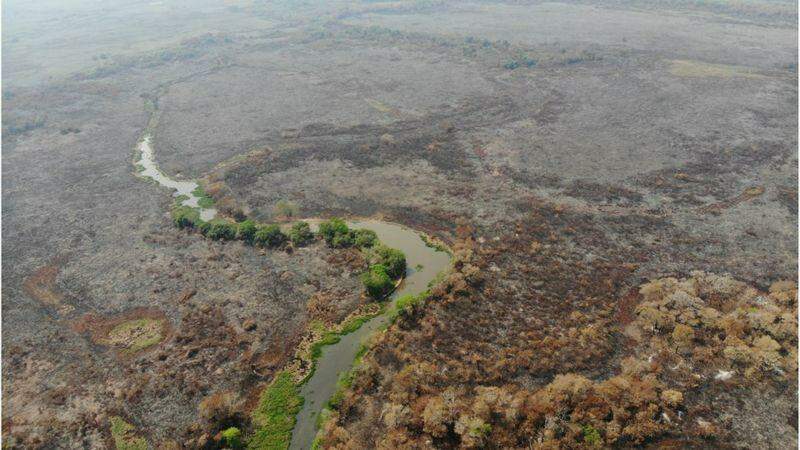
317, 218, 407, 300
318, 218, 378, 249
173, 210, 408, 301
171, 207, 314, 248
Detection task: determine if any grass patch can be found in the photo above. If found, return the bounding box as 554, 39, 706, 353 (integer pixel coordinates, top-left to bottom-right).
388, 290, 430, 323
669, 59, 765, 78
339, 314, 375, 335
427, 268, 449, 288
247, 310, 380, 449
221, 427, 243, 449
104, 318, 165, 354
171, 205, 200, 229
273, 199, 299, 219
420, 233, 450, 254
305, 312, 376, 362
309, 333, 342, 361
191, 185, 215, 208
249, 372, 304, 450
310, 428, 325, 450
582, 424, 602, 447
325, 343, 369, 411
134, 164, 146, 173
109, 416, 147, 450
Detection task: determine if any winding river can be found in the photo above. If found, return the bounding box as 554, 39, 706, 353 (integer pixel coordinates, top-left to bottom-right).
290, 220, 450, 450
135, 134, 451, 449
136, 135, 217, 221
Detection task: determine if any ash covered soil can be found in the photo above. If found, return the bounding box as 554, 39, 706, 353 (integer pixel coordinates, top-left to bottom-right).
2, 0, 797, 448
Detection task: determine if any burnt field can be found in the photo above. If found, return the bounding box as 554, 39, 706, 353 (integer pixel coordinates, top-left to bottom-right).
2, 0, 797, 448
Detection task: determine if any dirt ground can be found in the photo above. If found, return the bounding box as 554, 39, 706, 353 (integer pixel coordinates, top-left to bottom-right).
2, 0, 796, 448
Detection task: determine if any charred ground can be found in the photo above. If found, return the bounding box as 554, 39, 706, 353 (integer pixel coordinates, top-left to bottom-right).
2, 0, 797, 448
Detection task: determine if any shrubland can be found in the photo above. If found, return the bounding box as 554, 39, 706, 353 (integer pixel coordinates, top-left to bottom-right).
317, 206, 797, 449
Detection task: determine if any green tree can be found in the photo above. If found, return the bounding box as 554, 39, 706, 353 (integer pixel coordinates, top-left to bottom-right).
318, 218, 350, 246
331, 230, 355, 248
255, 224, 287, 248
171, 206, 200, 229
289, 221, 314, 247
373, 245, 407, 279
361, 264, 394, 299
198, 221, 212, 236
353, 229, 378, 248
207, 222, 237, 240
237, 219, 257, 243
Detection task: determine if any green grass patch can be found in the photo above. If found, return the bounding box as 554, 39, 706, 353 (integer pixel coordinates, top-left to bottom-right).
191, 185, 215, 208
309, 332, 342, 361
310, 431, 324, 450
171, 205, 200, 229
420, 233, 450, 254
303, 308, 382, 382
325, 342, 369, 411
582, 424, 602, 447
104, 318, 165, 354
248, 372, 304, 450
221, 427, 243, 449
134, 164, 146, 173
388, 290, 430, 323
109, 416, 147, 450
338, 314, 374, 335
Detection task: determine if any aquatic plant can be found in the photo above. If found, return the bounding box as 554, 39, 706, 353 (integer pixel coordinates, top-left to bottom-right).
248, 372, 303, 450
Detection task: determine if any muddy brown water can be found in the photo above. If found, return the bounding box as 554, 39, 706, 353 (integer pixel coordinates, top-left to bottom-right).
134, 135, 451, 449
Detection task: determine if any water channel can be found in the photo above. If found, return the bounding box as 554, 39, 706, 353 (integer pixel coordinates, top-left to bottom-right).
135, 134, 451, 449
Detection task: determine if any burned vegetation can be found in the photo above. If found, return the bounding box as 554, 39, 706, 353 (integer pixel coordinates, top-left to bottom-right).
2, 0, 797, 448
317, 203, 797, 449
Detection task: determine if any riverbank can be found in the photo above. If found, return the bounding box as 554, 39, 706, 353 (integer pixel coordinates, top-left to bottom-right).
134, 132, 451, 450
289, 220, 451, 450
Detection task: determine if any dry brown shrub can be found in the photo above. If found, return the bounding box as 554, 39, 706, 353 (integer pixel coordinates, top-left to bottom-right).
198, 391, 242, 428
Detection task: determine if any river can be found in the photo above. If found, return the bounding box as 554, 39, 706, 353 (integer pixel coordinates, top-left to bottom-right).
289, 220, 450, 450
136, 135, 217, 221
135, 134, 451, 450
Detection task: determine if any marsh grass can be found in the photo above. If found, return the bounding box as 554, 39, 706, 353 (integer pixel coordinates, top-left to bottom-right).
248, 372, 304, 450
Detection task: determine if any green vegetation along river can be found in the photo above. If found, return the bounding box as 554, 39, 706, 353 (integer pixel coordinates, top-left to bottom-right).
290, 220, 451, 450
135, 133, 451, 449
